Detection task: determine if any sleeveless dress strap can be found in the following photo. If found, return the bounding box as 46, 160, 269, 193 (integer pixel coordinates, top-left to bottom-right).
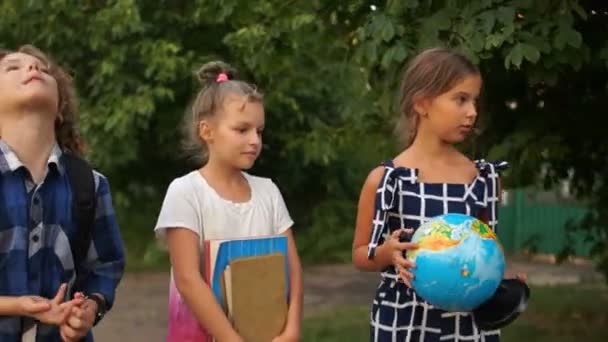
475, 160, 509, 232
367, 160, 420, 258
367, 161, 397, 259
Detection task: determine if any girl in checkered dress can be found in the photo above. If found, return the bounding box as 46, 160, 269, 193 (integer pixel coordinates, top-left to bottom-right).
352, 48, 517, 341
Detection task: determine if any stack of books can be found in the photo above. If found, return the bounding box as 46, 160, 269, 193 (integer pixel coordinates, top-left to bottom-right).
167, 235, 290, 342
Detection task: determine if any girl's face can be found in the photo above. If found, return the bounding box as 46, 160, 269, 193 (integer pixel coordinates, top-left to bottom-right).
200, 94, 265, 170
0, 52, 59, 118
416, 74, 482, 144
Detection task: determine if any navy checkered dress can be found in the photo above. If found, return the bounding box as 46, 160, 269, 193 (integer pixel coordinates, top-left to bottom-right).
367, 159, 508, 342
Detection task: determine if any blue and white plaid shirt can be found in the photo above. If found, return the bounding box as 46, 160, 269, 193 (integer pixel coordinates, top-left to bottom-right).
0, 140, 125, 342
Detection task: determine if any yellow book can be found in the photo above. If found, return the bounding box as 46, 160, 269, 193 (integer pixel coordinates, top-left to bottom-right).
223, 253, 288, 342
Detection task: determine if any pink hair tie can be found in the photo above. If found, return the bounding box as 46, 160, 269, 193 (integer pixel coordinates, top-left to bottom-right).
216, 73, 229, 83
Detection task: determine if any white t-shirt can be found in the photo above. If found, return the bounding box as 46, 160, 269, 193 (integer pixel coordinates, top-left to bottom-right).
154, 171, 294, 244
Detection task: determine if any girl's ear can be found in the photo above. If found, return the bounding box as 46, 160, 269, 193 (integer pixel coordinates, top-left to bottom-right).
412, 92, 431, 117
198, 119, 213, 143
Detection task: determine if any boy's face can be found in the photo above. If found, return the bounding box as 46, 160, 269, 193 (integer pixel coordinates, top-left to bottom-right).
0, 52, 59, 119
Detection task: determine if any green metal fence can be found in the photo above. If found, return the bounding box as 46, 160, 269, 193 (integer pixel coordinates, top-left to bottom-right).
497, 190, 591, 256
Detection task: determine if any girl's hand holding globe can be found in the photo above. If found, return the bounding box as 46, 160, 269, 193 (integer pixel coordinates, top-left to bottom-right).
386, 228, 419, 288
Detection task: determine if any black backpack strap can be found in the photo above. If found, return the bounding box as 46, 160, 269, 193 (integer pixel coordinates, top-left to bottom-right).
63, 153, 97, 291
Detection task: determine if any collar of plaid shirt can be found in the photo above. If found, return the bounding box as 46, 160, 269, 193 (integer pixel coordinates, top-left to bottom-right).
0, 139, 64, 176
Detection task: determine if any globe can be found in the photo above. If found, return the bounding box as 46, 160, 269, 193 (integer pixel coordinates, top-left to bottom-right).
406, 213, 505, 312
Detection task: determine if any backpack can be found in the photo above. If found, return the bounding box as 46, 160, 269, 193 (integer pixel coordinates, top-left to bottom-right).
63, 153, 97, 291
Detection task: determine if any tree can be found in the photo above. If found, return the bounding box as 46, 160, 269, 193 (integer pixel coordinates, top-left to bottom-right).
0, 0, 378, 264
1, 1, 606, 275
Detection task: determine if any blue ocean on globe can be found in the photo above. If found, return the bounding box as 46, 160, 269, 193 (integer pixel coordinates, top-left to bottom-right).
407, 213, 506, 312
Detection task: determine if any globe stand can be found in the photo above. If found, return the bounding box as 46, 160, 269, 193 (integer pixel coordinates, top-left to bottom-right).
473, 279, 530, 330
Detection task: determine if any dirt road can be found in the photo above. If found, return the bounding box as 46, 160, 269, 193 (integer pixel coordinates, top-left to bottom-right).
93, 260, 603, 341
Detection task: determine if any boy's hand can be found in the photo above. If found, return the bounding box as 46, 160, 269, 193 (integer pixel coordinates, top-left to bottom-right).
60, 294, 98, 342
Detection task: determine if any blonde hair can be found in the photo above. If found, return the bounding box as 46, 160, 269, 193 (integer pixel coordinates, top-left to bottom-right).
182, 61, 263, 165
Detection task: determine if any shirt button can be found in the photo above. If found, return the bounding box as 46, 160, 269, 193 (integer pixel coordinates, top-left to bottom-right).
32, 235, 40, 242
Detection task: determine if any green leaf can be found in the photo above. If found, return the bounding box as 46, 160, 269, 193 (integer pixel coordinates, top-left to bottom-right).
290, 14, 315, 30
470, 33, 485, 52
496, 6, 515, 25
522, 32, 552, 53
505, 43, 524, 69
381, 47, 395, 69
429, 9, 452, 30
502, 23, 515, 38
478, 11, 496, 34
521, 43, 541, 63
365, 42, 377, 63
380, 45, 409, 69
405, 0, 420, 9
381, 21, 395, 42
566, 29, 583, 48
569, 1, 588, 20
393, 44, 408, 62
387, 0, 418, 14
485, 34, 503, 49
555, 27, 583, 49
368, 14, 388, 39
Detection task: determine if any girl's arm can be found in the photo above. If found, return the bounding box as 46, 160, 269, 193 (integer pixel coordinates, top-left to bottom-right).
0, 285, 82, 325
280, 228, 303, 339
166, 228, 242, 342
0, 297, 24, 315
352, 166, 394, 271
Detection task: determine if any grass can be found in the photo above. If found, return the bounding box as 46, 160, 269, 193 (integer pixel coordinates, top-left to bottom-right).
303, 306, 369, 341
301, 285, 608, 342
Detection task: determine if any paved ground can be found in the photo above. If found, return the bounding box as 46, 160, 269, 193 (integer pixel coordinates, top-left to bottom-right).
93, 257, 605, 341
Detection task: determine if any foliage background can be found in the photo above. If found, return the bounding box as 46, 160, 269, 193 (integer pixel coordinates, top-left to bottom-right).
1, 0, 606, 276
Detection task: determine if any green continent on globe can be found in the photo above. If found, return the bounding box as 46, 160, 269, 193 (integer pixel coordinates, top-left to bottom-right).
471, 220, 497, 240
408, 223, 462, 260
428, 221, 453, 239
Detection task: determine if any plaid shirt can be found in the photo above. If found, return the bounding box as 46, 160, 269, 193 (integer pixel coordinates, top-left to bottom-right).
0, 140, 125, 342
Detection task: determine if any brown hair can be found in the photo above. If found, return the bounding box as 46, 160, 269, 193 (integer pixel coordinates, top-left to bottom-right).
397, 47, 480, 147
0, 45, 85, 155
183, 61, 263, 165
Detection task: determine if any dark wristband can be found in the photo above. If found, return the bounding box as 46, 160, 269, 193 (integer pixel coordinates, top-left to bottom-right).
86, 294, 107, 326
